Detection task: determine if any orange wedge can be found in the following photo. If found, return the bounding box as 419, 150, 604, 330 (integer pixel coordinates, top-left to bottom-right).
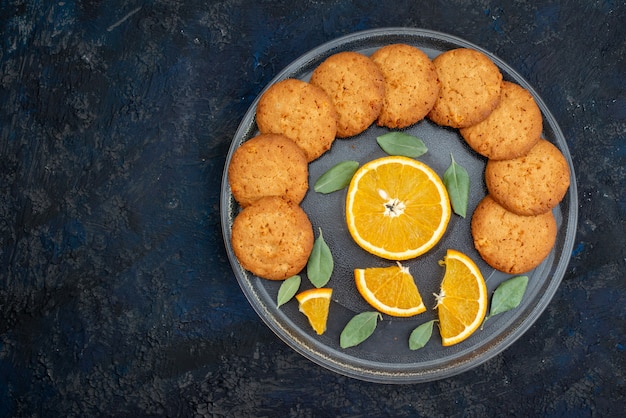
355, 262, 426, 317
346, 156, 451, 260
296, 288, 332, 335
434, 249, 488, 346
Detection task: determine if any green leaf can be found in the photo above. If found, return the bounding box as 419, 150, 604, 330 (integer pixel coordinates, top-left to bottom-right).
487, 275, 529, 319
408, 320, 435, 350
376, 132, 428, 158
276, 275, 301, 307
314, 160, 359, 194
443, 154, 470, 218
340, 311, 382, 348
307, 228, 333, 288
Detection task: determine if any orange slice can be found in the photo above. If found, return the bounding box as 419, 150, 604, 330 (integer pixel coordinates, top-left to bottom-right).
296, 288, 332, 335
346, 156, 451, 260
434, 249, 488, 346
355, 262, 426, 317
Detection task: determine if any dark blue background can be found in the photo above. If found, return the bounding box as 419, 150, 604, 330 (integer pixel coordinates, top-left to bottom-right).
1, 1, 624, 416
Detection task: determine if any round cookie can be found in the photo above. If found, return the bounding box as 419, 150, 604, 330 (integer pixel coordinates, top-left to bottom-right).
256, 78, 338, 162
231, 196, 314, 280
370, 43, 440, 129
427, 48, 503, 128
460, 81, 543, 160
485, 138, 571, 215
309, 51, 385, 138
471, 195, 557, 274
228, 133, 308, 207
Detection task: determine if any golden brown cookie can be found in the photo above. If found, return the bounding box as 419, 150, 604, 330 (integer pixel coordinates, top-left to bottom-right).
427, 48, 503, 128
471, 195, 557, 274
460, 81, 543, 160
228, 133, 308, 207
370, 43, 440, 129
231, 196, 314, 280
309, 51, 385, 138
256, 78, 338, 162
485, 139, 571, 215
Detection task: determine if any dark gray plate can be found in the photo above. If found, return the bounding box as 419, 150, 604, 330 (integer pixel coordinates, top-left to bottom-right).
220, 28, 578, 383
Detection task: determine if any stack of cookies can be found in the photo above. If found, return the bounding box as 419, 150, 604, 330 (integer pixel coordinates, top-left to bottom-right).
229, 44, 442, 280
470, 135, 571, 274
228, 43, 570, 280
228, 133, 315, 280
425, 49, 571, 274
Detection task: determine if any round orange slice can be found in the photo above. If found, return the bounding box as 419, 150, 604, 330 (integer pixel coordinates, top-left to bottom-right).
434, 249, 488, 346
355, 262, 426, 317
346, 155, 451, 260
296, 288, 332, 335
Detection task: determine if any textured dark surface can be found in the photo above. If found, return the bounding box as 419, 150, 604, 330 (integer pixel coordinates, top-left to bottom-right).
0, 0, 624, 416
